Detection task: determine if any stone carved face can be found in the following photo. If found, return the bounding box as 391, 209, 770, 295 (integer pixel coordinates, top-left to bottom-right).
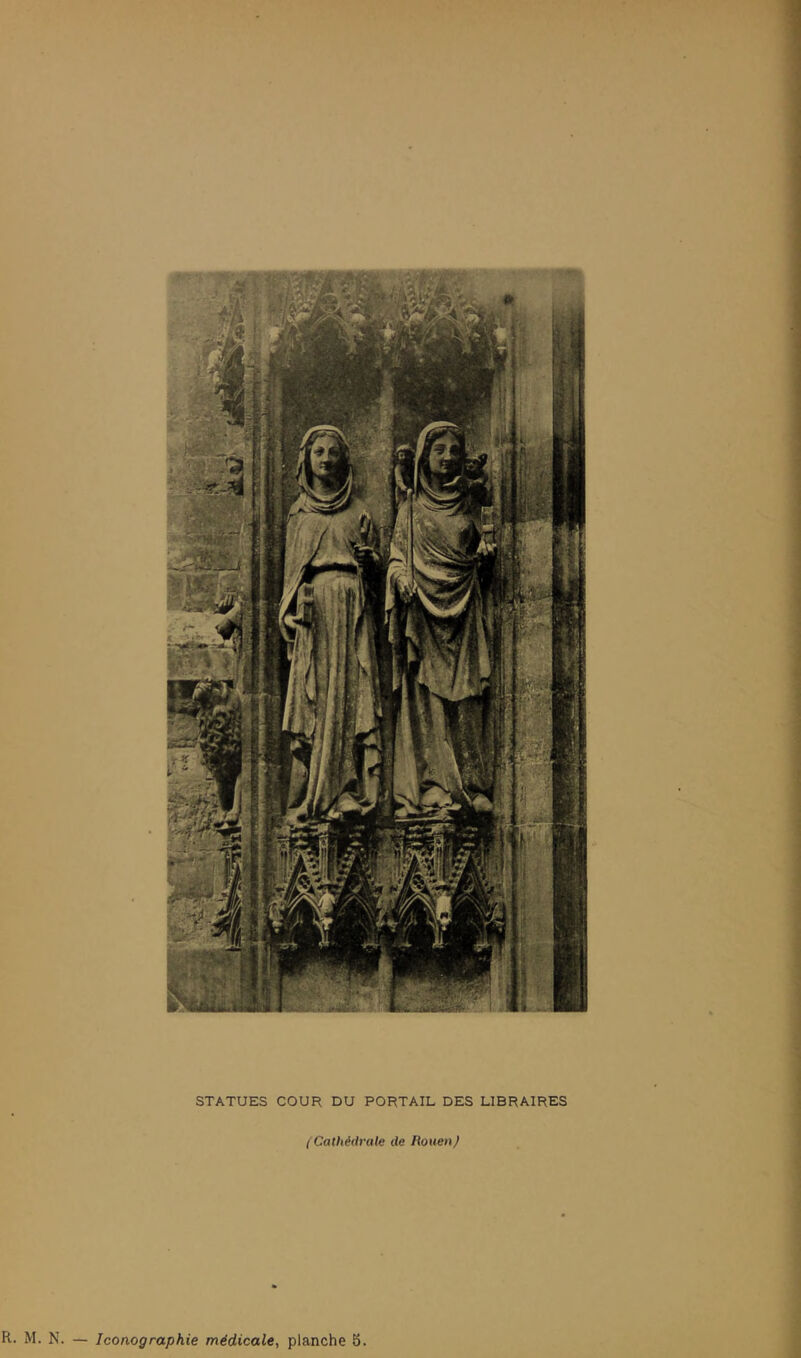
427, 430, 464, 483
308, 432, 347, 489
226, 457, 244, 495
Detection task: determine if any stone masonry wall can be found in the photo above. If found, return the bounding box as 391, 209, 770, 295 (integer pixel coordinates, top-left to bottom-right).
167, 274, 244, 964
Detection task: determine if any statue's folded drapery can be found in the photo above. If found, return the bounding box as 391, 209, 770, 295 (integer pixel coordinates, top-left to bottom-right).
279, 429, 382, 822
386, 422, 492, 817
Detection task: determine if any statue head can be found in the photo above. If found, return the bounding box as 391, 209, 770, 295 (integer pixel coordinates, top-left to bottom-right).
225, 456, 244, 496
465, 452, 487, 476
192, 676, 227, 712
416, 421, 466, 495
297, 425, 352, 502
308, 431, 348, 490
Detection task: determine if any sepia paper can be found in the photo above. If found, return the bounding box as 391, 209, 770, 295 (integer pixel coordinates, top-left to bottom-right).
1, 1, 795, 1354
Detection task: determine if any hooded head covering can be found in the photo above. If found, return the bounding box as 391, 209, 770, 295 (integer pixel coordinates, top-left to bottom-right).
413, 421, 466, 507
296, 425, 353, 514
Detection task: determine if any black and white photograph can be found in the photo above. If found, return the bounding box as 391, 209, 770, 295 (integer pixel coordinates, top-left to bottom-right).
4, 1, 794, 1351
167, 270, 586, 1012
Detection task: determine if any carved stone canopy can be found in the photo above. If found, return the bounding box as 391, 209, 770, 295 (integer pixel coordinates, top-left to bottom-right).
389, 271, 490, 367
207, 272, 507, 429
266, 270, 506, 372
271, 272, 374, 365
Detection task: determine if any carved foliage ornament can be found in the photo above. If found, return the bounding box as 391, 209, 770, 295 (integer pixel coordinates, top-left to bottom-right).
385, 272, 508, 368
267, 271, 507, 369
389, 271, 484, 365
207, 273, 505, 411
270, 272, 372, 364
207, 280, 246, 425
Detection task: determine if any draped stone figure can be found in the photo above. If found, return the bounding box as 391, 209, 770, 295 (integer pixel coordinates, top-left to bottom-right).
279, 426, 382, 823
386, 421, 495, 818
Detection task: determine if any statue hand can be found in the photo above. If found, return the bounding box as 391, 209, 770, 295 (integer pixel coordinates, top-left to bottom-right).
396, 572, 416, 604
354, 544, 379, 569
476, 538, 496, 559
216, 592, 236, 613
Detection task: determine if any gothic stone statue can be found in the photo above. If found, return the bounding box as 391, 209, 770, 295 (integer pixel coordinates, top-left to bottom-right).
279, 425, 382, 823
386, 421, 495, 818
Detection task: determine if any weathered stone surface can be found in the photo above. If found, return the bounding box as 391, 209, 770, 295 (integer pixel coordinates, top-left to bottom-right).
513, 757, 553, 826
167, 737, 219, 843
280, 951, 378, 1013
168, 745, 207, 778
552, 600, 583, 691
168, 644, 235, 682
168, 492, 243, 541
167, 943, 241, 1012
169, 855, 217, 902
515, 604, 553, 689
184, 571, 220, 611
167, 572, 186, 609
553, 523, 582, 602
168, 782, 219, 837
168, 893, 218, 942
511, 684, 553, 764
167, 338, 202, 418
167, 711, 198, 748
552, 756, 584, 827
393, 952, 490, 1013
168, 534, 241, 572
167, 274, 245, 953
169, 457, 229, 495
167, 613, 235, 681
553, 823, 587, 1012
509, 824, 555, 1011
552, 689, 583, 770
169, 827, 221, 859
513, 520, 553, 602
216, 570, 240, 600
509, 434, 554, 522
168, 610, 228, 648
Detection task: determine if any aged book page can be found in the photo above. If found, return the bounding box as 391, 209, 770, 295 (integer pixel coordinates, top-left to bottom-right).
1, 0, 795, 1354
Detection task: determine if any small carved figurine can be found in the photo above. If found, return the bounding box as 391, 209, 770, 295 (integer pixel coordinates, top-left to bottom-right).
192, 677, 242, 825
376, 884, 397, 933
268, 897, 286, 935
464, 452, 489, 505
319, 890, 336, 925
394, 445, 415, 506
435, 892, 453, 931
